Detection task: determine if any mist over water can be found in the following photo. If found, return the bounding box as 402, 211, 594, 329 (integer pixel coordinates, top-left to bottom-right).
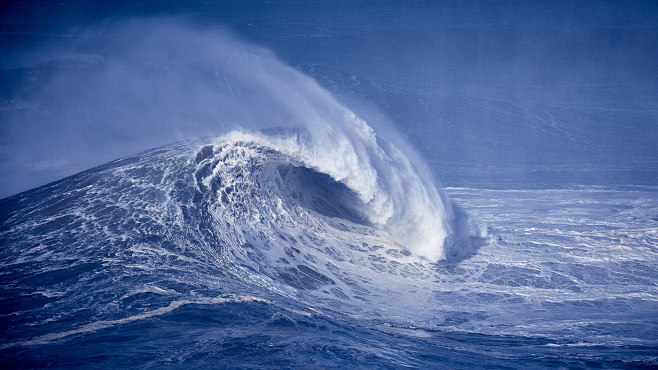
2, 1, 658, 195
1, 19, 362, 196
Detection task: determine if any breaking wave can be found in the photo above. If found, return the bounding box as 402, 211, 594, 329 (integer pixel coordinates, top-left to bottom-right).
5, 18, 481, 262
0, 18, 487, 351
203, 128, 457, 263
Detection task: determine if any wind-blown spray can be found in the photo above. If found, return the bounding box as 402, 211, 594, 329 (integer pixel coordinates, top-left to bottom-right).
0, 18, 482, 261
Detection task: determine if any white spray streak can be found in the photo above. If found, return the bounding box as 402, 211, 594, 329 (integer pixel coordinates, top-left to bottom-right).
0, 295, 269, 349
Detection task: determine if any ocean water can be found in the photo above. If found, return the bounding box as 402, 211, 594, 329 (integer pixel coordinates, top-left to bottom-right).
1, 1, 658, 368
1, 136, 656, 368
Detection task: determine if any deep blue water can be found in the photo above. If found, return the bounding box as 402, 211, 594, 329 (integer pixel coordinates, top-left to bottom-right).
1, 1, 658, 368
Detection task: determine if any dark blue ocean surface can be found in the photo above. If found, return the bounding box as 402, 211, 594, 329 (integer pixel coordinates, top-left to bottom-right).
1, 1, 658, 368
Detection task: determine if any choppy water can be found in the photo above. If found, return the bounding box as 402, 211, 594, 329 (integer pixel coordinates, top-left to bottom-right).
1, 135, 657, 368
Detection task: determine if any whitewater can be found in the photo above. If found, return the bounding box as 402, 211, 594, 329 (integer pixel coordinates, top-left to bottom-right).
1, 18, 657, 368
